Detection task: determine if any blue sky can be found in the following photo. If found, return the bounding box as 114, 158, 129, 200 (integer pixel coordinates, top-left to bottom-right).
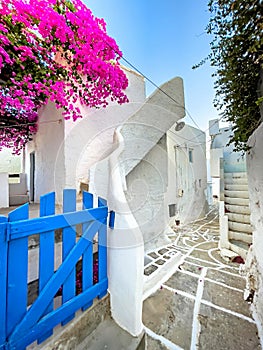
85, 0, 219, 130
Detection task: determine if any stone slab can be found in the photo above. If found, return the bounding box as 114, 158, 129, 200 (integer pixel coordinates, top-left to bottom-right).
143, 288, 194, 349
198, 304, 261, 350
206, 268, 246, 290
202, 280, 251, 317
190, 249, 218, 263
164, 270, 199, 296
146, 334, 170, 350
185, 257, 218, 268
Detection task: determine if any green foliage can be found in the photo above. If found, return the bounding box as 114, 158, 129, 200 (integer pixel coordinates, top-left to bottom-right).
202, 0, 263, 151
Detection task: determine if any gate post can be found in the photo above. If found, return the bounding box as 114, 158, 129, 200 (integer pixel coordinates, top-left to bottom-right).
107, 129, 144, 337
0, 216, 8, 349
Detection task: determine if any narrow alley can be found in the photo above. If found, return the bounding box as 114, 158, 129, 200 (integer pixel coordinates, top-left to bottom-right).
142, 206, 262, 350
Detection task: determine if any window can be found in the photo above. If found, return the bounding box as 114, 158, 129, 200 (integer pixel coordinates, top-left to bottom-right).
169, 204, 176, 217
189, 149, 193, 163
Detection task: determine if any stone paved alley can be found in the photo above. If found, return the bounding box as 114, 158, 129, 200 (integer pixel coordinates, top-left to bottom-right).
142, 206, 262, 350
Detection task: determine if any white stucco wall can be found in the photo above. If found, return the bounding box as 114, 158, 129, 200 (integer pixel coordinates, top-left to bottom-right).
25, 103, 65, 203
210, 126, 246, 174
0, 148, 21, 173
245, 122, 263, 328
25, 67, 145, 202
0, 173, 9, 208
166, 124, 207, 225
114, 77, 186, 252
125, 135, 169, 250
57, 67, 145, 194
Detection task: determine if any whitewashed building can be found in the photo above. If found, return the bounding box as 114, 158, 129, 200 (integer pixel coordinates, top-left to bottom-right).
242, 122, 263, 333
2, 69, 208, 335
24, 66, 146, 204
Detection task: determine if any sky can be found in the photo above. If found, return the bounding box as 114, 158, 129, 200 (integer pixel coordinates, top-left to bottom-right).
85, 0, 219, 131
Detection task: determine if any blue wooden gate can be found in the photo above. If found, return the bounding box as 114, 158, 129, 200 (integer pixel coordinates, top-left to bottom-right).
0, 189, 114, 350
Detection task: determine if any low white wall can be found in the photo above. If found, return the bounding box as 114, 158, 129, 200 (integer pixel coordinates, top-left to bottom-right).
245, 122, 263, 328
0, 173, 9, 208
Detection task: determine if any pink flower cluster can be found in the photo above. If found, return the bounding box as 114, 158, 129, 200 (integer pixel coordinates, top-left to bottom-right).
0, 0, 129, 154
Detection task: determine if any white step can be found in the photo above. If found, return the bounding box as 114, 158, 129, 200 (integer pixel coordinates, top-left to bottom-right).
227, 213, 251, 224
229, 231, 252, 244
225, 204, 250, 215
224, 184, 248, 191
224, 172, 247, 179
224, 177, 248, 185
228, 221, 252, 234
224, 190, 249, 199
224, 197, 250, 206
9, 194, 29, 206
229, 242, 248, 260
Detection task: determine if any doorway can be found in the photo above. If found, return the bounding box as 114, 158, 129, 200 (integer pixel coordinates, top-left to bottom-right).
30, 152, 35, 202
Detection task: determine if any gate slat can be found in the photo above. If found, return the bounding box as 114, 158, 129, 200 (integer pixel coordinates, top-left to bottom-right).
9, 279, 108, 350
7, 204, 29, 337
82, 191, 93, 310
62, 189, 76, 325
0, 216, 8, 347
9, 206, 107, 238
98, 198, 108, 299
9, 220, 101, 340
38, 192, 55, 343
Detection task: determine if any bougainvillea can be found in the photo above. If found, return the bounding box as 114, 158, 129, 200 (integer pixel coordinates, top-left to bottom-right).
0, 0, 129, 153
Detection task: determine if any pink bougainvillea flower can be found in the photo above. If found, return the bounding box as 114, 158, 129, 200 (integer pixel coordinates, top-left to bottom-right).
0, 0, 129, 154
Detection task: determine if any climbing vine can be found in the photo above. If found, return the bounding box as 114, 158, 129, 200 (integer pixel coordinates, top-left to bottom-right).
0, 0, 128, 154
198, 0, 262, 151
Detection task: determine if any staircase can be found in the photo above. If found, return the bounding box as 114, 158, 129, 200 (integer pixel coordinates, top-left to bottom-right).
224, 172, 252, 259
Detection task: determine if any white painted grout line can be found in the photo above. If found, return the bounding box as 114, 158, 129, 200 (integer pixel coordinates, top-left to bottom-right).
175, 267, 244, 293
144, 326, 184, 350
215, 266, 244, 277
143, 252, 184, 300
208, 248, 240, 270
190, 267, 207, 350
162, 284, 196, 301
201, 299, 256, 324
176, 268, 201, 278
186, 255, 219, 266
204, 278, 244, 293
